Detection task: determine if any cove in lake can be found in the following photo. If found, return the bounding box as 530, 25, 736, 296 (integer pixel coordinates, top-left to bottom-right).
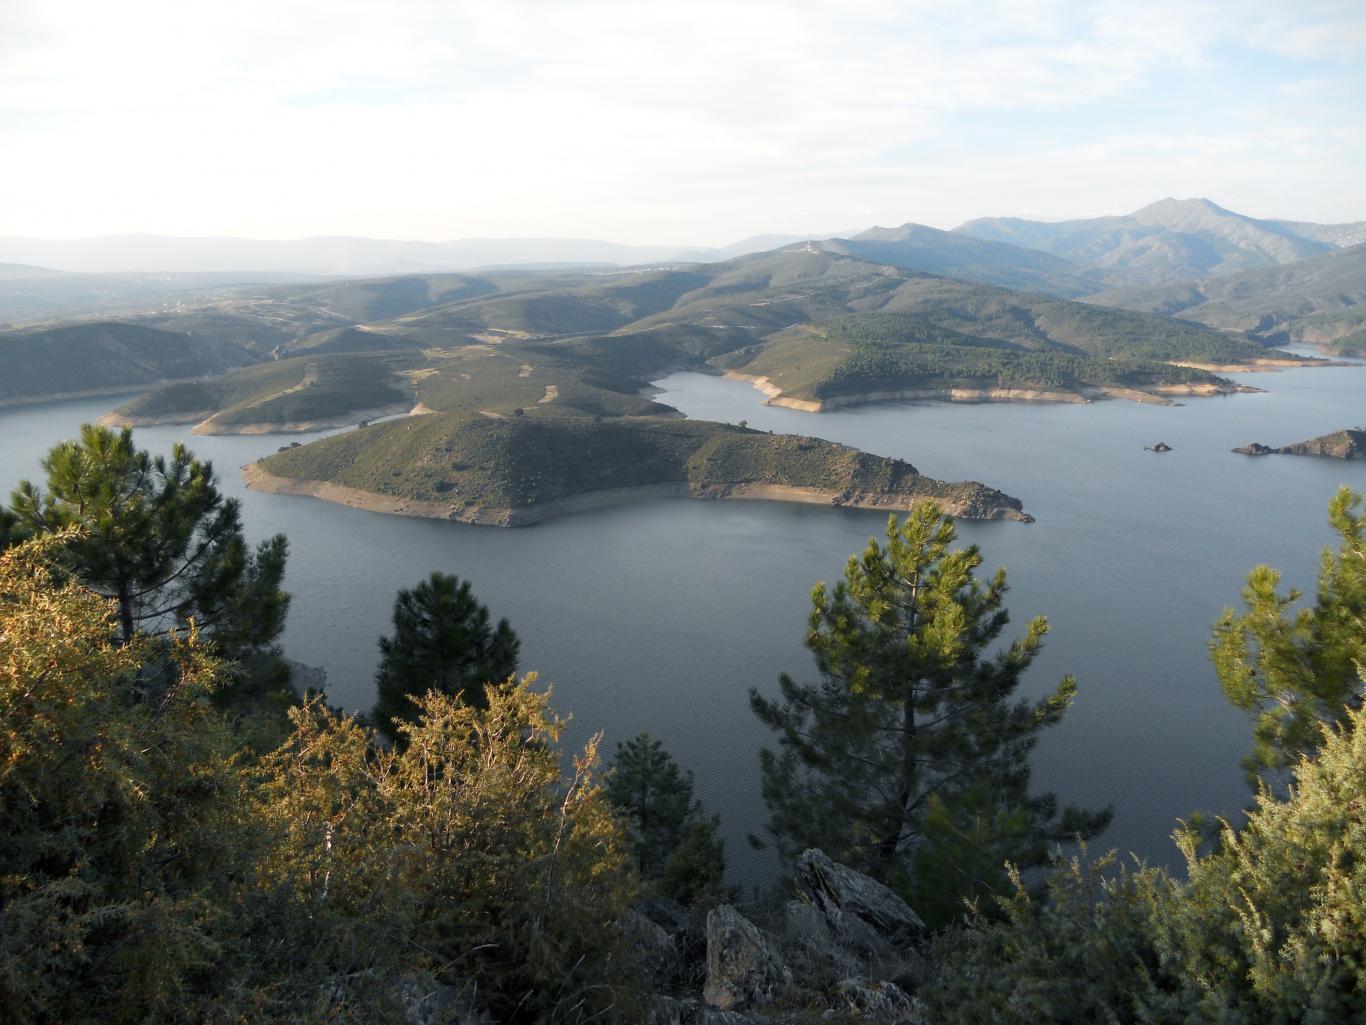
1, 355, 1361, 885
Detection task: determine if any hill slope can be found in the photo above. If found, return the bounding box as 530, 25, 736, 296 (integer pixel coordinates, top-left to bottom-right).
819, 225, 1101, 296
107, 352, 418, 433
1087, 244, 1366, 355
0, 321, 254, 404
250, 414, 1029, 524
725, 312, 1251, 410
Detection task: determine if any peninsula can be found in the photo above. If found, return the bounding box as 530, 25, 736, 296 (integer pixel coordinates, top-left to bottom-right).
246, 414, 1031, 525
100, 352, 418, 434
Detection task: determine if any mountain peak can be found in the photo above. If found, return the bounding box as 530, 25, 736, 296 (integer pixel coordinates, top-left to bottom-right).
1133, 197, 1233, 221
851, 223, 946, 242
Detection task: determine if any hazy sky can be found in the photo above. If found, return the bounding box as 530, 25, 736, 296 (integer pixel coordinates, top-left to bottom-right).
3, 0, 1364, 244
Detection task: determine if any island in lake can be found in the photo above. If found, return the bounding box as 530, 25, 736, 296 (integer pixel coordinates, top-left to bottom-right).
246, 414, 1032, 525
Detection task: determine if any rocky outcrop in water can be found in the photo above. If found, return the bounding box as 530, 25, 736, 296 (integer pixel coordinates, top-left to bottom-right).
1233, 429, 1365, 459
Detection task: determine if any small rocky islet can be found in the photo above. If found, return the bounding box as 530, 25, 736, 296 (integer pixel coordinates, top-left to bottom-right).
1233, 428, 1366, 460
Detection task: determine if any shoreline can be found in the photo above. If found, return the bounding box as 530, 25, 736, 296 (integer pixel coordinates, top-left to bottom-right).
242, 464, 1031, 526
721, 370, 1253, 412
101, 401, 417, 435
1, 380, 205, 410
1169, 356, 1332, 372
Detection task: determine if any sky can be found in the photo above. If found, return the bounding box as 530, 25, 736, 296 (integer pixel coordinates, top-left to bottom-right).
2, 0, 1364, 245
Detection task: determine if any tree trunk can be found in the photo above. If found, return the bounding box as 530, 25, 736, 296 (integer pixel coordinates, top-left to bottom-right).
117, 582, 135, 645
876, 571, 921, 868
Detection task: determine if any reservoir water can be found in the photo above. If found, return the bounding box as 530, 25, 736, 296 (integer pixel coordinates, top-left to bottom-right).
2, 355, 1362, 884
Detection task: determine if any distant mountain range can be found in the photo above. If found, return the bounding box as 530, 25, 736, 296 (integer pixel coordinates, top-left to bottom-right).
0, 233, 835, 278
953, 198, 1366, 288
2, 199, 1362, 356
3, 200, 1360, 289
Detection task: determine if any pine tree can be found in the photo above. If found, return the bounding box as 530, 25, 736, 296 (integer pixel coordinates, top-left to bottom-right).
8, 423, 288, 655
372, 571, 519, 743
751, 504, 1109, 920
606, 734, 695, 877
605, 733, 727, 902
1211, 485, 1366, 786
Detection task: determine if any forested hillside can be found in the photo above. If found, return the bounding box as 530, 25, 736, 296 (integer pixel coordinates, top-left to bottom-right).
0, 320, 255, 403
1088, 243, 1366, 355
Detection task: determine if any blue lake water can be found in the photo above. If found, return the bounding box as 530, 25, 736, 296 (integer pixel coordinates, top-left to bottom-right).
1, 354, 1362, 884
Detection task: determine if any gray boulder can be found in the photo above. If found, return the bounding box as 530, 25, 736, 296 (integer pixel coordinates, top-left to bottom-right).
703, 904, 792, 1011
780, 900, 862, 981
646, 995, 685, 1025
838, 978, 923, 1024
794, 849, 925, 954
694, 1009, 758, 1025
656, 997, 763, 1025
323, 970, 491, 1025
392, 973, 491, 1025
621, 908, 682, 991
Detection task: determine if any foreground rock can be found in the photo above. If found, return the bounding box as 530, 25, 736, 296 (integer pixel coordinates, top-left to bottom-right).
1234, 428, 1365, 459
795, 848, 926, 954
838, 978, 922, 1022
632, 850, 930, 1023
703, 905, 792, 1011
620, 908, 683, 992
323, 970, 491, 1025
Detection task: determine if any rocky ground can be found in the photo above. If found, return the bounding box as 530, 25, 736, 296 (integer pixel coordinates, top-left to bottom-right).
393, 848, 933, 1024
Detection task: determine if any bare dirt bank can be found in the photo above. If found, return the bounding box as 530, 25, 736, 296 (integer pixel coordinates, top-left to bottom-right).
6, 381, 197, 411
243, 465, 1030, 527
191, 402, 416, 435
1170, 357, 1331, 373
99, 408, 218, 429
723, 370, 1252, 412
101, 403, 416, 434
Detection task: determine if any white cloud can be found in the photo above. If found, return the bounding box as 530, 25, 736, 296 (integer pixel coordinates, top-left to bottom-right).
0, 0, 1362, 240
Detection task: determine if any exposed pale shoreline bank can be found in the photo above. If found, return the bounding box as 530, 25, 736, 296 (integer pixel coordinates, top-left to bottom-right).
721, 370, 1256, 412
242, 463, 1031, 527
1, 382, 194, 410
99, 402, 416, 435
1171, 356, 1349, 372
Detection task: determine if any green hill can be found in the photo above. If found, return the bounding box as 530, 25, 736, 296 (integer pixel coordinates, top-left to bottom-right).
1087, 244, 1366, 356
367, 267, 716, 347
215, 249, 1284, 417
109, 352, 417, 432
729, 312, 1243, 407
10, 246, 1295, 421
820, 225, 1102, 296
254, 273, 499, 323
0, 321, 254, 404
252, 414, 1029, 524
